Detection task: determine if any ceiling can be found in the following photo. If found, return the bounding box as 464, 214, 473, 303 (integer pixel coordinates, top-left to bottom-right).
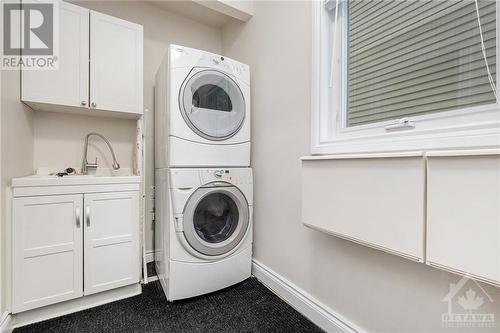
147, 1, 231, 28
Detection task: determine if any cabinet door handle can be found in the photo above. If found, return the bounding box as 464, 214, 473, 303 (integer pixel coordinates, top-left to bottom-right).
86, 206, 91, 226
81, 101, 87, 106
76, 206, 81, 227
91, 102, 96, 108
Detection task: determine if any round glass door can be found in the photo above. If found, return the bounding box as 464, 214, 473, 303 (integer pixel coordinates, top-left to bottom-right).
183, 185, 249, 256
180, 69, 246, 141
193, 193, 239, 243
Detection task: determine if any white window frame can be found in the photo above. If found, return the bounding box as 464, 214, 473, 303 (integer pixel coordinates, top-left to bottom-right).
311, 0, 500, 155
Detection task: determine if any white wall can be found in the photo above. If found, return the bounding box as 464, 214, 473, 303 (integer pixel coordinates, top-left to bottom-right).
222, 2, 500, 332
0, 63, 3, 322
35, 1, 223, 253
33, 112, 137, 172
1, 68, 34, 317
0, 63, 2, 321
0, 0, 35, 317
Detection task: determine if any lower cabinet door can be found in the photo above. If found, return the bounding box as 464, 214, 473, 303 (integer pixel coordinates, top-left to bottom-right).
83, 191, 140, 295
12, 195, 83, 313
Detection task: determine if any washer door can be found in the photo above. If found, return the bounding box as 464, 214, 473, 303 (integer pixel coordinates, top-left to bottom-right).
183, 184, 249, 256
180, 69, 246, 141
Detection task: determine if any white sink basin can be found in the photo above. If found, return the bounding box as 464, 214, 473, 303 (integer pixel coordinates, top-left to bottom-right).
12, 174, 141, 187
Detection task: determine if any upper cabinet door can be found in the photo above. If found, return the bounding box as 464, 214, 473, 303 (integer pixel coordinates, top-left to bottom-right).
22, 2, 89, 108
83, 191, 140, 295
12, 195, 83, 313
90, 11, 143, 115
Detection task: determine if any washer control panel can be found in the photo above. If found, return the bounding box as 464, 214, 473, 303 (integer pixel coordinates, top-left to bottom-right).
214, 169, 225, 178
199, 168, 252, 185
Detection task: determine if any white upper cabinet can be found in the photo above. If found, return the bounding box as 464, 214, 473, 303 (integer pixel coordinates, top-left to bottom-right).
22, 2, 89, 109
426, 155, 500, 286
90, 11, 143, 115
21, 4, 143, 117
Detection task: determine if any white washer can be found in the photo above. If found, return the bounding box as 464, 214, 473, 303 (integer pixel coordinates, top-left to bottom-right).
155, 167, 253, 301
155, 45, 251, 168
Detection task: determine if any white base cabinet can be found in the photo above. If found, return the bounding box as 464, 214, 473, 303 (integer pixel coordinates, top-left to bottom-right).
12, 195, 84, 312
12, 177, 141, 313
84, 192, 140, 295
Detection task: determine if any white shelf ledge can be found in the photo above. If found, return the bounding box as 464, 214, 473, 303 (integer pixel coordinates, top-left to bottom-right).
425, 148, 500, 157
302, 148, 500, 161
301, 151, 424, 161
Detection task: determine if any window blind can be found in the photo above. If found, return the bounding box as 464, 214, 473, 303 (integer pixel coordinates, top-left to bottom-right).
347, 0, 497, 127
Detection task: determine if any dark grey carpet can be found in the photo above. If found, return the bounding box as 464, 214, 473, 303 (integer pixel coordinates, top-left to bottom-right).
14, 278, 324, 333
147, 261, 157, 278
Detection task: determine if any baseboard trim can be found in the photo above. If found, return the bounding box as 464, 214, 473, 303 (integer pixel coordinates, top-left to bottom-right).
252, 259, 364, 333
146, 275, 159, 282
0, 312, 12, 333
146, 250, 155, 263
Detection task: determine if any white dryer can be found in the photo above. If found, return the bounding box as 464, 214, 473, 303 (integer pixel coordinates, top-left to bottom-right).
155, 45, 251, 168
155, 167, 253, 301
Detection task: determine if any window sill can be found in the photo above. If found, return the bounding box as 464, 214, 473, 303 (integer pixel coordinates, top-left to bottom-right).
302, 148, 500, 161
301, 151, 424, 161
311, 123, 500, 156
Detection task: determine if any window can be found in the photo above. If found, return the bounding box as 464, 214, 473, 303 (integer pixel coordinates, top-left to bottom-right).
311, 0, 500, 154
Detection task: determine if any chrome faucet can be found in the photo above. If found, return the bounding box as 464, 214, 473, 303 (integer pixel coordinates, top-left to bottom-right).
81, 132, 120, 174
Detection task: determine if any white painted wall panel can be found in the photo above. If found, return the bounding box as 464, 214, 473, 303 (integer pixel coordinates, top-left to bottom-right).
427, 155, 500, 285
302, 157, 426, 261
2, 58, 34, 317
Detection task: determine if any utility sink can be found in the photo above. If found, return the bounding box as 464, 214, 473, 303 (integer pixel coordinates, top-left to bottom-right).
12, 174, 141, 187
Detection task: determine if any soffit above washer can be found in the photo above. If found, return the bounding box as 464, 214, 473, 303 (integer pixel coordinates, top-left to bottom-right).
193, 0, 253, 22
148, 0, 253, 28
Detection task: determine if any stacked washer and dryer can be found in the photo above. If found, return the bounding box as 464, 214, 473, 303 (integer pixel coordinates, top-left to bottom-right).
154, 45, 252, 301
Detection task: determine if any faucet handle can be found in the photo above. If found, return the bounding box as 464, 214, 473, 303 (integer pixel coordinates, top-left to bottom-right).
85, 157, 98, 170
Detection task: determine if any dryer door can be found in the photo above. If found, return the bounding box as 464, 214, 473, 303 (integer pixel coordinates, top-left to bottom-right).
180, 69, 246, 141
182, 184, 249, 256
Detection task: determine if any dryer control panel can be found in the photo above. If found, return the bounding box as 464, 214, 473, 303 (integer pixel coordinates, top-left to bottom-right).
169, 44, 250, 84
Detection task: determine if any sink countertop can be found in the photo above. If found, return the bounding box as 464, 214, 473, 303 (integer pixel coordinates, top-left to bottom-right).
12, 174, 141, 187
